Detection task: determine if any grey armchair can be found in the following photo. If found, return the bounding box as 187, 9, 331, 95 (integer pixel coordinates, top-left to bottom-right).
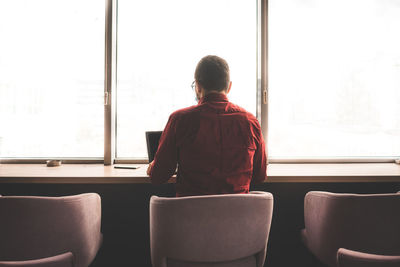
150, 191, 274, 267
0, 193, 102, 267
301, 191, 400, 267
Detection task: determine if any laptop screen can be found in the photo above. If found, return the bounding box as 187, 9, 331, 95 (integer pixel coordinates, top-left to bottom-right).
145, 131, 162, 162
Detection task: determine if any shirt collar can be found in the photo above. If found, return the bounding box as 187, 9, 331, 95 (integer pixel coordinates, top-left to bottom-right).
199, 92, 229, 104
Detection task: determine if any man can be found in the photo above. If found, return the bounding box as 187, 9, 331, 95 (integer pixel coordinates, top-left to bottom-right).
147, 55, 267, 196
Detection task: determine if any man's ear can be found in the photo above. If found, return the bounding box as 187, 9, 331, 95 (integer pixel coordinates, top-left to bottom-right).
195, 81, 202, 95
226, 81, 232, 94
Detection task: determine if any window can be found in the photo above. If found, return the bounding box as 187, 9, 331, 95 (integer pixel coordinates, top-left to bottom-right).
1, 0, 399, 162
116, 0, 259, 158
268, 0, 400, 159
0, 0, 104, 158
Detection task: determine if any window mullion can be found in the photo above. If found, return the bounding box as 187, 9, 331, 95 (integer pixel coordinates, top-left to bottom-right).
261, 0, 269, 159
104, 0, 117, 165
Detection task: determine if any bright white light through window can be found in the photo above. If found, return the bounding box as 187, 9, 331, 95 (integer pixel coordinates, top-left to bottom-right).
117, 0, 258, 158
268, 0, 400, 158
0, 0, 104, 158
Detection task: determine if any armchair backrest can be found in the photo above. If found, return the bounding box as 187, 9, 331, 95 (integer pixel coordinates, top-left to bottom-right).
150, 191, 273, 267
0, 193, 102, 267
304, 191, 400, 266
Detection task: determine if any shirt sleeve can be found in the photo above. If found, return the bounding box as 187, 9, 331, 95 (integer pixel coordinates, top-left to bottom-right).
149, 114, 178, 184
251, 119, 267, 184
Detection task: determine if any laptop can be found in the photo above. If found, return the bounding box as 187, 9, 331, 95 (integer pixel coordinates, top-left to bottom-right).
145, 131, 163, 162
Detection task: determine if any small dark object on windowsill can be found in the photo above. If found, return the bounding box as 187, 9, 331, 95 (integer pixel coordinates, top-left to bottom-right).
46, 160, 62, 167
114, 165, 140, 170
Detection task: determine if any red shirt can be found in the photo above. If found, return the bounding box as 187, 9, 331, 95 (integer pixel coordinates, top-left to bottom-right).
150, 92, 267, 196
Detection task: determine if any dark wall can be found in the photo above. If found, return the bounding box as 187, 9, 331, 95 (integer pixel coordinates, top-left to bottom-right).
1, 182, 399, 267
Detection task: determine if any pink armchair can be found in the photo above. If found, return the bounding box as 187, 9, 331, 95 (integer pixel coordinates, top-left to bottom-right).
301, 191, 400, 267
0, 193, 102, 267
150, 191, 274, 267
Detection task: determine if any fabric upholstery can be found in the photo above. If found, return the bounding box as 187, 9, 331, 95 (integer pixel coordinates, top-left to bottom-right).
337, 248, 400, 267
0, 193, 102, 267
0, 252, 73, 267
150, 191, 273, 267
301, 191, 400, 267
167, 255, 256, 267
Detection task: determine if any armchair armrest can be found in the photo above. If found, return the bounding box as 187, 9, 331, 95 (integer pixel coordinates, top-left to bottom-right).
337, 248, 400, 267
0, 252, 73, 267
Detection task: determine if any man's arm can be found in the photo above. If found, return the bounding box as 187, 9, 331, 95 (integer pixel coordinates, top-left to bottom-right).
251, 120, 267, 183
149, 114, 178, 184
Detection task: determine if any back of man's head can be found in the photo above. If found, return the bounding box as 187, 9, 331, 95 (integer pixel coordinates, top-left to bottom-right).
195, 55, 230, 92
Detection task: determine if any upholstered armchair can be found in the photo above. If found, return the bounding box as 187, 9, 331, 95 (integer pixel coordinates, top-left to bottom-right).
301, 191, 400, 267
150, 191, 274, 267
0, 193, 102, 267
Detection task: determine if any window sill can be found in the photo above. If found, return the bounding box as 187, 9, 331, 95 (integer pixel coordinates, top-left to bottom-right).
0, 163, 399, 184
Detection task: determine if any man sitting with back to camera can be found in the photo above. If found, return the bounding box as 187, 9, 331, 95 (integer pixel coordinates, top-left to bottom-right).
147, 55, 267, 196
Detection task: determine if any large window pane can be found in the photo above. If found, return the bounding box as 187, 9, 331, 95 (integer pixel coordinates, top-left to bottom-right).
0, 0, 104, 157
269, 0, 400, 158
117, 0, 258, 158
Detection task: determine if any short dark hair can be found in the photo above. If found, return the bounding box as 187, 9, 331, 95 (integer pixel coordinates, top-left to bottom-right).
195, 55, 230, 92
